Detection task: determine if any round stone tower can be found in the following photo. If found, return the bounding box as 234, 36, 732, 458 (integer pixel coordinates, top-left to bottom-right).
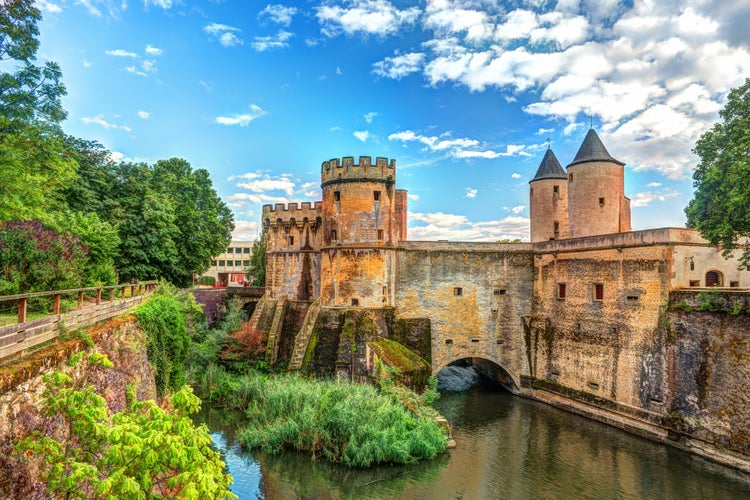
529, 147, 568, 242
319, 156, 405, 307
567, 128, 631, 238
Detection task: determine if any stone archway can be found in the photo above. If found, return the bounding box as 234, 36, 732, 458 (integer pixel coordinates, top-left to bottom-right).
435, 357, 520, 394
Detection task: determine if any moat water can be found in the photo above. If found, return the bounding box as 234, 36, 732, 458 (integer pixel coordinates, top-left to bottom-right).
196, 375, 750, 499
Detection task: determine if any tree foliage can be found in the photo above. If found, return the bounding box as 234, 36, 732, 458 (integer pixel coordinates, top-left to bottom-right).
17, 363, 235, 499
248, 228, 267, 286
686, 78, 750, 265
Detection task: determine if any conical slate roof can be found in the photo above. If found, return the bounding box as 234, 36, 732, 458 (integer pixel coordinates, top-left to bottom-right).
530, 147, 567, 182
568, 128, 624, 167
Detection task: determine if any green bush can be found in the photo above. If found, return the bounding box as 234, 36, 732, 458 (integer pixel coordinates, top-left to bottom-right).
134, 293, 190, 398
199, 275, 216, 286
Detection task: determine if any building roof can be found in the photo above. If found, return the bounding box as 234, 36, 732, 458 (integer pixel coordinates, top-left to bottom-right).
530, 147, 567, 182
568, 128, 625, 167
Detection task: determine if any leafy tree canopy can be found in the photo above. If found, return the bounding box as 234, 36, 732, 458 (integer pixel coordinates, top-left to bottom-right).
247, 228, 267, 287
686, 78, 750, 265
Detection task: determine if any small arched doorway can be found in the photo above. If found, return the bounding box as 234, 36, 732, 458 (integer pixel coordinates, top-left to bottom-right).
705, 270, 723, 287
435, 357, 519, 394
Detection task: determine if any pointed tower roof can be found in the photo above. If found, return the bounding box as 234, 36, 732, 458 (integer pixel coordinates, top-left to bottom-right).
568, 128, 624, 167
530, 147, 567, 182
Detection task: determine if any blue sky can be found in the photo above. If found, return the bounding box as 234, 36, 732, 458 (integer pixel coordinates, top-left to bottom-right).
35, 0, 750, 241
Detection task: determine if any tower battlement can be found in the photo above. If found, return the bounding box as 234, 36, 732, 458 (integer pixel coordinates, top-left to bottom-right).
262, 202, 322, 218
320, 156, 396, 186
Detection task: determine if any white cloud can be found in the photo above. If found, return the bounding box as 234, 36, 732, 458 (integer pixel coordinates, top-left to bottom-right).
106, 49, 137, 58
204, 23, 241, 35
125, 66, 148, 77
510, 205, 525, 214
236, 178, 296, 196
316, 0, 420, 37
408, 211, 529, 241
216, 104, 267, 126
353, 130, 370, 142
630, 189, 681, 207
364, 111, 378, 123
220, 32, 243, 47
199, 80, 213, 92
145, 44, 164, 56
251, 30, 293, 51
259, 4, 297, 26
372, 52, 425, 79
511, 173, 522, 179
83, 59, 93, 68
145, 0, 175, 9
137, 110, 150, 119
389, 128, 534, 160
204, 23, 244, 47
78, 0, 102, 17
38, 1, 62, 14
232, 220, 262, 241
465, 188, 478, 198
407, 193, 420, 201
81, 114, 130, 131
647, 182, 662, 187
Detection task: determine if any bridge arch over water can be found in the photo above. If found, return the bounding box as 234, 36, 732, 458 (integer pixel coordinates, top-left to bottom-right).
434, 356, 520, 394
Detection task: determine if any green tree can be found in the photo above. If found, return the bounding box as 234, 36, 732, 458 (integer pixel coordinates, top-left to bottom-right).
18, 362, 236, 499
0, 0, 67, 124
686, 78, 750, 265
247, 228, 267, 286
152, 158, 234, 287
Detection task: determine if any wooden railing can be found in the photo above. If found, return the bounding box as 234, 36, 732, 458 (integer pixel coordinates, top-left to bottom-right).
0, 282, 157, 361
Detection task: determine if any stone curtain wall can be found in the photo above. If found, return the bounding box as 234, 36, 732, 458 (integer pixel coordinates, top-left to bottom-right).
395, 242, 534, 387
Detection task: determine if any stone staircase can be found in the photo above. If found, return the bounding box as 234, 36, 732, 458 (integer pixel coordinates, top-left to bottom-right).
288, 299, 321, 371
265, 298, 287, 365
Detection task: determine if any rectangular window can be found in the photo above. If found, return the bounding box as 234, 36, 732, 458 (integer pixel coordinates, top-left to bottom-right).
351, 298, 359, 306
377, 229, 384, 240
530, 188, 534, 195
730, 281, 740, 288
330, 229, 337, 240
557, 283, 566, 299
596, 284, 604, 300
373, 190, 381, 201
334, 191, 341, 201
689, 280, 700, 287
288, 235, 294, 246
553, 185, 559, 193
599, 197, 605, 206
454, 287, 463, 296
568, 173, 573, 182
218, 260, 225, 267
243, 247, 250, 254
445, 339, 453, 345
243, 260, 250, 267
227, 247, 234, 253
235, 260, 242, 267
493, 289, 506, 295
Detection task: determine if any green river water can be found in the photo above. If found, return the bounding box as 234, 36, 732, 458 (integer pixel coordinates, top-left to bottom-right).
196, 380, 750, 499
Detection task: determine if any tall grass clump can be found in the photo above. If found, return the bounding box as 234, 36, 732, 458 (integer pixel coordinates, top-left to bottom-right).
236, 372, 448, 467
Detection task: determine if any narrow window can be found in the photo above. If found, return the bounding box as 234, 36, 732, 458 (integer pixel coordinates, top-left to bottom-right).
553, 185, 559, 193
377, 229, 384, 240
330, 229, 337, 240
288, 235, 294, 245
471, 338, 480, 344
493, 289, 506, 296
568, 173, 573, 182
445, 339, 453, 345
627, 295, 639, 301
351, 298, 359, 306
334, 191, 341, 202
599, 197, 605, 206
454, 287, 463, 296
689, 280, 700, 287
557, 283, 566, 299
690, 260, 695, 271
705, 271, 720, 287
373, 190, 381, 201
730, 281, 739, 288
530, 187, 534, 195
593, 283, 604, 301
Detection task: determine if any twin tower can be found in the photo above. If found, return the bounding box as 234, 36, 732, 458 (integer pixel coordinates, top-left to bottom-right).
529, 128, 631, 242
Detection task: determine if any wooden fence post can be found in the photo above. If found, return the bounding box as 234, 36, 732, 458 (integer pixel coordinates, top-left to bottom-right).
17, 297, 27, 324
53, 294, 61, 315
77, 291, 84, 308
109, 288, 115, 302
96, 289, 102, 305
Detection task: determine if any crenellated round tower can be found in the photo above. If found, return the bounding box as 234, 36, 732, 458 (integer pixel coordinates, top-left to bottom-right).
567, 129, 631, 238
529, 147, 568, 242
319, 156, 406, 307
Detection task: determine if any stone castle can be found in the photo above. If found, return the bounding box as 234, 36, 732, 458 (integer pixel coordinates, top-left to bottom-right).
254, 128, 750, 470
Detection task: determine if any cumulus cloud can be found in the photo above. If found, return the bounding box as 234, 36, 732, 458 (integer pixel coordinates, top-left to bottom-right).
316, 0, 420, 38
137, 111, 150, 119
465, 188, 477, 198
353, 130, 370, 142
629, 189, 681, 207
145, 44, 164, 56
372, 52, 425, 79
216, 104, 267, 126
511, 173, 522, 179
408, 211, 530, 241
259, 4, 297, 26
364, 111, 378, 123
389, 129, 534, 159
232, 220, 262, 241
37, 1, 62, 14
252, 30, 293, 51
204, 23, 244, 47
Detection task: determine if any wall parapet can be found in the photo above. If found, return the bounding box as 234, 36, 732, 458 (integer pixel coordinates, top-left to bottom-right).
533, 227, 710, 254
397, 241, 533, 253
320, 156, 396, 185
262, 202, 322, 216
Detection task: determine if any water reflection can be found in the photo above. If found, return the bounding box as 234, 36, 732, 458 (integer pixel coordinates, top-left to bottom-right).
196, 381, 750, 499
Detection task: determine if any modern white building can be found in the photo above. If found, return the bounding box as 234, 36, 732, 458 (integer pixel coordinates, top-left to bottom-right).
202, 240, 255, 286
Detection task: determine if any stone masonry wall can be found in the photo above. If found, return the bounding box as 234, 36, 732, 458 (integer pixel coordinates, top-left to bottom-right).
395, 242, 534, 388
